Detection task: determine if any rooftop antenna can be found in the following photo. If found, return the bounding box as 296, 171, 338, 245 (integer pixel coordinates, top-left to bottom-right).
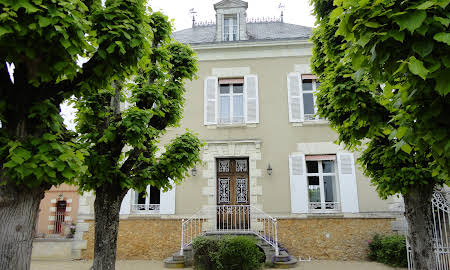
189, 8, 197, 27
278, 3, 285, 23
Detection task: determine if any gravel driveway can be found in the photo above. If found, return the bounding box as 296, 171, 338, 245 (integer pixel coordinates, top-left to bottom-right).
31, 260, 406, 270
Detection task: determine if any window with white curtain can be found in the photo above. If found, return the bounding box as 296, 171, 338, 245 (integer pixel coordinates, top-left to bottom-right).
219, 80, 244, 124
305, 155, 340, 212
224, 15, 238, 41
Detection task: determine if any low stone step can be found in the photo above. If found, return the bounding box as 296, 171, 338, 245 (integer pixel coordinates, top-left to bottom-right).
273, 256, 298, 269
163, 258, 185, 269
172, 254, 185, 262
273, 253, 290, 262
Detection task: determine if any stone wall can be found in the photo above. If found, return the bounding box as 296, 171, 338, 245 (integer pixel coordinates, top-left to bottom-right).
82, 219, 181, 260
82, 217, 393, 261
277, 218, 394, 260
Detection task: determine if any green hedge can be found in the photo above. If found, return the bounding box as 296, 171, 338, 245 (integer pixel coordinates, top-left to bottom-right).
192, 236, 264, 270
368, 234, 408, 268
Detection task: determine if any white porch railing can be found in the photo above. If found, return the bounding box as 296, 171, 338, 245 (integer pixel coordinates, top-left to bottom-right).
180, 205, 279, 257
131, 204, 160, 213
308, 202, 340, 212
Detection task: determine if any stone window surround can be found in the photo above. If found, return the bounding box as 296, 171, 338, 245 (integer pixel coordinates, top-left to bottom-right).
201, 140, 263, 211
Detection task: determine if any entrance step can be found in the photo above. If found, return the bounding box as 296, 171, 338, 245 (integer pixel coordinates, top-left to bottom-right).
163, 234, 297, 268
273, 251, 298, 269
163, 257, 184, 269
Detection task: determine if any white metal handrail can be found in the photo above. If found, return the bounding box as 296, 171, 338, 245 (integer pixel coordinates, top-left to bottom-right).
181, 205, 279, 256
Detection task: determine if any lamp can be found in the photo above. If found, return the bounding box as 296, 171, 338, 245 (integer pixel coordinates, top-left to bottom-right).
191, 166, 198, 176
267, 164, 273, 175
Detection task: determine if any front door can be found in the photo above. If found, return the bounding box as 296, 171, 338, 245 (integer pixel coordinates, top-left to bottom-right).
216, 158, 250, 230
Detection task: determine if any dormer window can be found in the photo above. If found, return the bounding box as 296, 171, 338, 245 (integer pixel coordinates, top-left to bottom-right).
224, 15, 238, 41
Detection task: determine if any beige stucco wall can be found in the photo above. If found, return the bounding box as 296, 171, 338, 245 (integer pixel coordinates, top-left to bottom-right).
160, 43, 395, 216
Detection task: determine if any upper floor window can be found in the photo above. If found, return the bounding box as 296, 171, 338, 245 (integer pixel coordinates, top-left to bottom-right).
132, 185, 160, 213
204, 75, 259, 125
219, 80, 244, 124
302, 77, 322, 121
224, 15, 238, 41
288, 73, 324, 123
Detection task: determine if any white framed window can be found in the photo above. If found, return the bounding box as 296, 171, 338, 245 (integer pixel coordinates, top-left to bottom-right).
204, 75, 259, 125
224, 15, 238, 41
305, 155, 340, 212
288, 73, 323, 122
219, 82, 244, 124
132, 185, 161, 213
289, 151, 359, 214
302, 76, 322, 121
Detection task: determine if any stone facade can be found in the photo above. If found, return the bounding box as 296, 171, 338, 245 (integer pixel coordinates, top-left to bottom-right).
277, 218, 394, 260
82, 219, 181, 260
81, 217, 393, 261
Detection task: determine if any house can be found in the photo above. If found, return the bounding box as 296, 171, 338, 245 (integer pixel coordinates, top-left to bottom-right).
35, 184, 79, 237
74, 0, 403, 264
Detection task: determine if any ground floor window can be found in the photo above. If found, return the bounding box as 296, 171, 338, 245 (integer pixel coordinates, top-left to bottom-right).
132, 185, 160, 213
306, 155, 340, 211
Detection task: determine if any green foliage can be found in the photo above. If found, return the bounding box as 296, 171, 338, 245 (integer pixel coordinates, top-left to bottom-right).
74, 10, 202, 195
192, 236, 264, 270
331, 0, 450, 174
310, 0, 449, 199
192, 237, 219, 270
1, 0, 152, 190
215, 236, 264, 270
368, 234, 408, 268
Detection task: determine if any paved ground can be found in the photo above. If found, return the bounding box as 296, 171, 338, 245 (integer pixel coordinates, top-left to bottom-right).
31, 260, 406, 270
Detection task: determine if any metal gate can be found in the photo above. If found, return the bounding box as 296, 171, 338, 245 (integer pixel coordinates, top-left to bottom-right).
408, 191, 450, 269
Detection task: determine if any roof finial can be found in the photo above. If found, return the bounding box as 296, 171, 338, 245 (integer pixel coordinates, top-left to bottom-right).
189, 8, 197, 27
278, 3, 285, 23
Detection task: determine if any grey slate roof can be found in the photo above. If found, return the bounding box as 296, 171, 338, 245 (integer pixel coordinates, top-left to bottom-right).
173, 22, 312, 45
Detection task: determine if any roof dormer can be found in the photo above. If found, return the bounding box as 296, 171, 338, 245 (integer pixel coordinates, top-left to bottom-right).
214, 0, 248, 42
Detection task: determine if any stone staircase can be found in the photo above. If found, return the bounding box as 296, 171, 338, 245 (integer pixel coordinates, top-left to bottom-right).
164, 233, 297, 268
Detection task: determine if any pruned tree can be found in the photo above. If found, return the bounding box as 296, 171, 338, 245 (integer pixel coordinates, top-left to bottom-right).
310, 0, 449, 269
74, 11, 202, 269
0, 0, 151, 269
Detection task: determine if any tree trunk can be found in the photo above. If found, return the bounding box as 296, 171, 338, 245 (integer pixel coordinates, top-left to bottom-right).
91, 185, 127, 270
0, 182, 45, 270
404, 184, 436, 270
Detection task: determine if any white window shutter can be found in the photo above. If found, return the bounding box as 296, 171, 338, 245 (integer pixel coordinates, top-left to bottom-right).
160, 182, 176, 215
119, 189, 132, 215
204, 77, 218, 125
287, 72, 303, 122
337, 153, 359, 213
244, 75, 259, 123
289, 154, 308, 213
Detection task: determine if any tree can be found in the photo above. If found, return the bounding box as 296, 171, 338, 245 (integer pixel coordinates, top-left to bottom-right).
74, 11, 202, 269
0, 0, 150, 269
310, 0, 449, 269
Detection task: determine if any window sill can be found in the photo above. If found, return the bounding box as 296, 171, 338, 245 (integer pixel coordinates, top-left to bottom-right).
292, 120, 329, 127
206, 123, 257, 129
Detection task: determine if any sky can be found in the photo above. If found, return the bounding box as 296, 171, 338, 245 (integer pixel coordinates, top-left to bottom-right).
149, 0, 316, 31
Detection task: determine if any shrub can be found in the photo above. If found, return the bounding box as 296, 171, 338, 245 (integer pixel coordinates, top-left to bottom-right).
192, 236, 264, 270
192, 237, 219, 270
368, 234, 407, 268
215, 236, 264, 270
